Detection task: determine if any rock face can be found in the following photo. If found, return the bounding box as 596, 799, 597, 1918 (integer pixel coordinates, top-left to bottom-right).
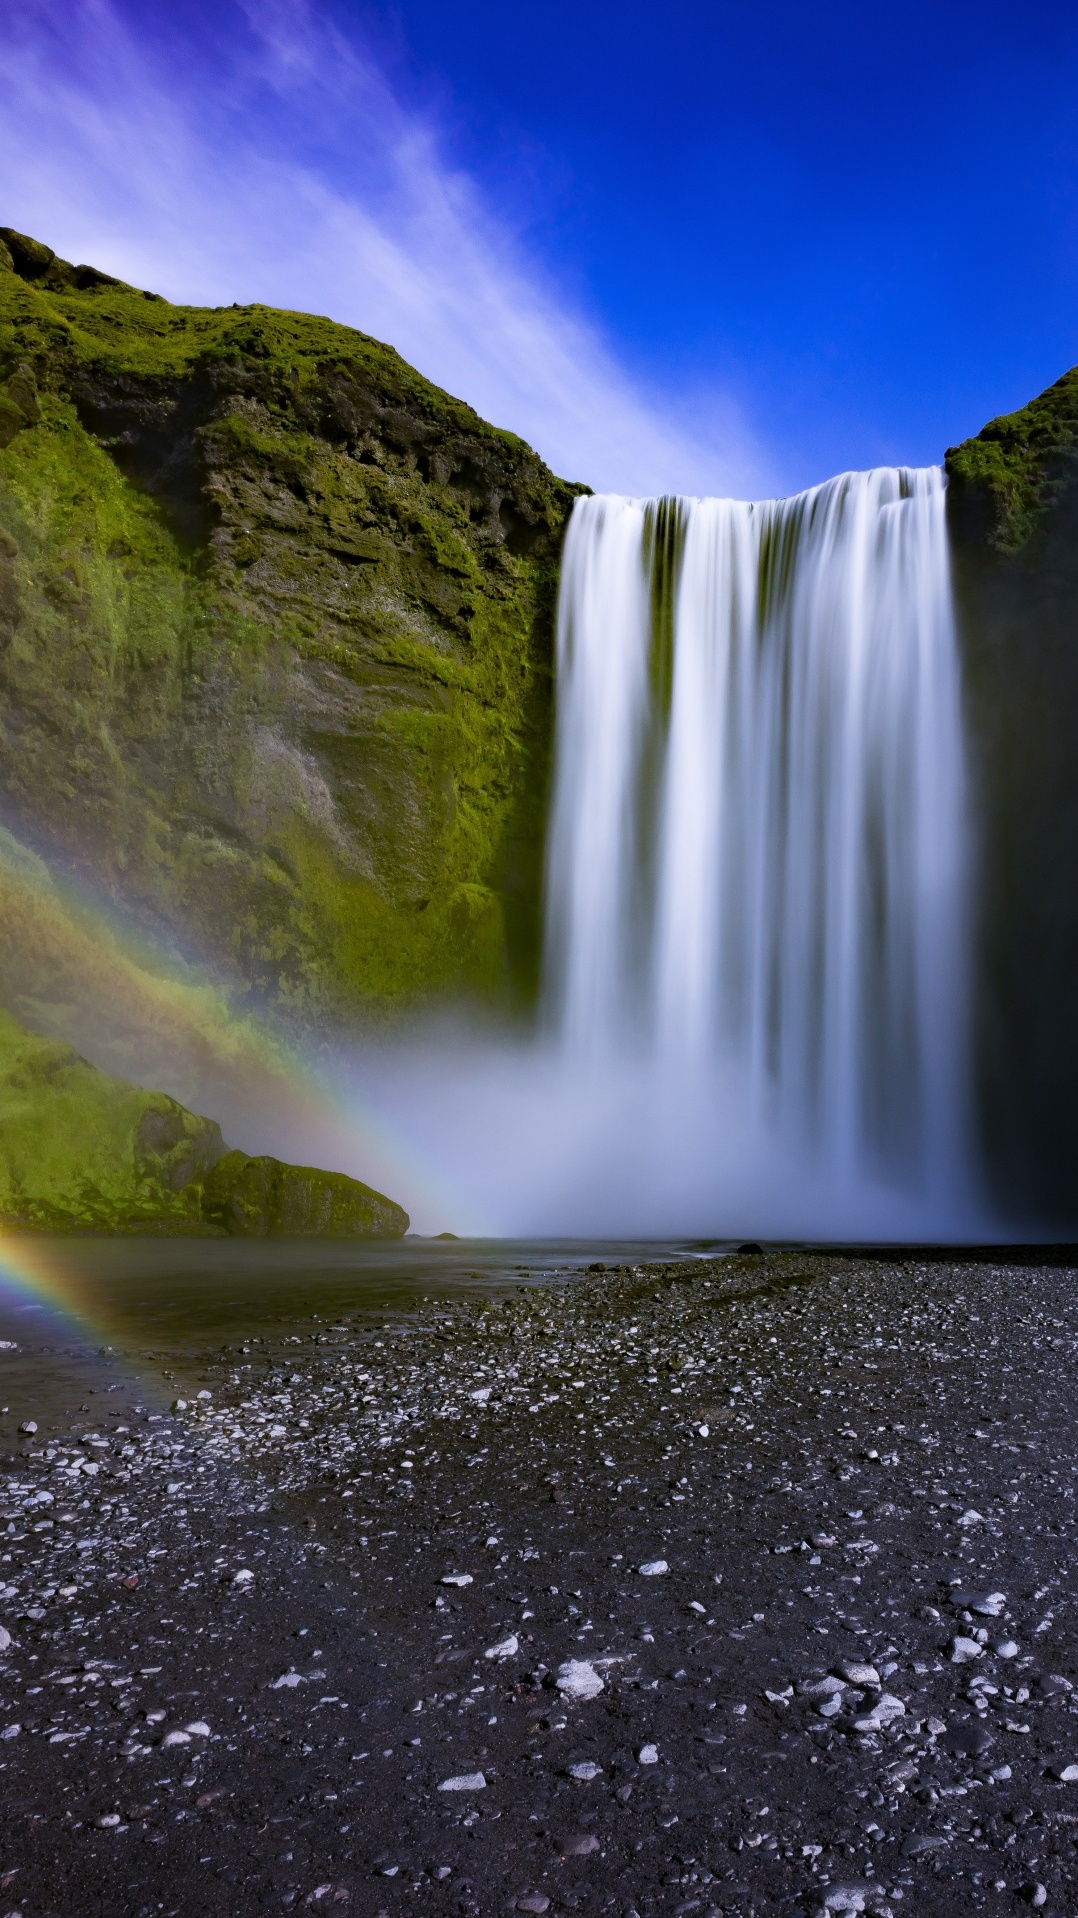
947, 370, 1078, 1224
0, 227, 582, 1030
200, 1148, 408, 1239
0, 1007, 408, 1235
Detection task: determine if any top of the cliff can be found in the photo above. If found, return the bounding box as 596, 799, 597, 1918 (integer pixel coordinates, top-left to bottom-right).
0, 224, 580, 493
945, 365, 1078, 553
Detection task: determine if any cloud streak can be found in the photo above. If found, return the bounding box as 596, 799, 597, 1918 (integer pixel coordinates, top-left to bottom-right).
0, 0, 776, 496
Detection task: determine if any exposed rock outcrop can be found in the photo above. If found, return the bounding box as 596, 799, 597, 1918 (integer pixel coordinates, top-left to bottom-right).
200, 1149, 408, 1239
948, 373, 1078, 1223
0, 227, 583, 1032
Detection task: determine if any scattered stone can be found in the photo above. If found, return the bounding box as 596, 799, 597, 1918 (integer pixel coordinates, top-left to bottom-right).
516, 1898, 549, 1914
440, 1574, 473, 1588
555, 1660, 604, 1700
161, 1730, 191, 1747
852, 1694, 905, 1731
566, 1760, 602, 1780
950, 1635, 984, 1662
1023, 1886, 1048, 1909
638, 1559, 669, 1577
837, 1661, 880, 1686
951, 1588, 1006, 1616
232, 1568, 254, 1586
1052, 1762, 1078, 1782
559, 1834, 600, 1856
17, 1422, 36, 1435
995, 1639, 1019, 1659
96, 1814, 121, 1828
437, 1773, 486, 1792
0, 1627, 10, 1653
184, 1721, 210, 1736
269, 1671, 308, 1689
637, 1743, 659, 1765
942, 1721, 994, 1757
484, 1635, 518, 1661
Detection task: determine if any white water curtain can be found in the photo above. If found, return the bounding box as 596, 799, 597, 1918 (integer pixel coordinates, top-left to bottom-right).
543, 468, 969, 1197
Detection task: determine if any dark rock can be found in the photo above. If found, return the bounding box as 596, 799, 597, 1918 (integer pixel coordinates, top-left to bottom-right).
942, 1721, 994, 1757
949, 371, 1078, 1221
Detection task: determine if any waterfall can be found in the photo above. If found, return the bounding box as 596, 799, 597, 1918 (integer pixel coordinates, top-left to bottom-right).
543, 468, 972, 1204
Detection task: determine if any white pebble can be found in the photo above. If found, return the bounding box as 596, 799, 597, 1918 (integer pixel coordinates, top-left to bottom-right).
441, 1574, 472, 1588
1055, 1763, 1078, 1783
0, 1627, 10, 1653
639, 1559, 669, 1577
162, 1730, 191, 1747
484, 1636, 519, 1661
233, 1568, 254, 1586
555, 1660, 604, 1700
438, 1772, 486, 1792
269, 1671, 308, 1690
637, 1743, 659, 1765
568, 1760, 602, 1780
184, 1721, 210, 1736
951, 1635, 983, 1663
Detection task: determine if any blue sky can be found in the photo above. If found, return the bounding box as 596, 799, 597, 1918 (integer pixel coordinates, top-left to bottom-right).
3, 0, 1078, 494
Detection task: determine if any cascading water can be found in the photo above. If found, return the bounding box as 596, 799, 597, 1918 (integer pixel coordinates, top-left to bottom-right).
355, 466, 983, 1238
543, 468, 974, 1213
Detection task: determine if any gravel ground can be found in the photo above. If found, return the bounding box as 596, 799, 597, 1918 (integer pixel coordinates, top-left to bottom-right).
1, 1248, 1078, 1918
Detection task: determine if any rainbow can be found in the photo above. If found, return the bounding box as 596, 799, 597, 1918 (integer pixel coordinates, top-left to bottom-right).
0, 1233, 102, 1333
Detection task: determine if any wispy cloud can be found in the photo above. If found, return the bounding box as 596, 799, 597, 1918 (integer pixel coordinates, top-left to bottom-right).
0, 0, 776, 496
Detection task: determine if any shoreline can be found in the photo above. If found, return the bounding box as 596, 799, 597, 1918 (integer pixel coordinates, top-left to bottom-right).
0, 1248, 1076, 1916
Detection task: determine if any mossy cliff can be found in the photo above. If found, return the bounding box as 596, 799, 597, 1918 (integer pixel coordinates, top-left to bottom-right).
0, 1007, 407, 1236
947, 373, 1078, 1223
0, 227, 583, 1030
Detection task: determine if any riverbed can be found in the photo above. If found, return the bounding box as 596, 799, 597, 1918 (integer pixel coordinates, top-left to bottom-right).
0, 1245, 1076, 1917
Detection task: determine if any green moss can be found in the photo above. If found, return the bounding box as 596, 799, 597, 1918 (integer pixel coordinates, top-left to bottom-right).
945, 367, 1078, 552
0, 1007, 225, 1232
200, 1148, 407, 1238
0, 226, 585, 1030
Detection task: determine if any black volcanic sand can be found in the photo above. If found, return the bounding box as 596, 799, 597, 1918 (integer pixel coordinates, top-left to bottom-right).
1, 1251, 1078, 1918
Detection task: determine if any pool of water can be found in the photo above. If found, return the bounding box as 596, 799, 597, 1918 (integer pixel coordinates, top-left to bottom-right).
0, 1235, 736, 1436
